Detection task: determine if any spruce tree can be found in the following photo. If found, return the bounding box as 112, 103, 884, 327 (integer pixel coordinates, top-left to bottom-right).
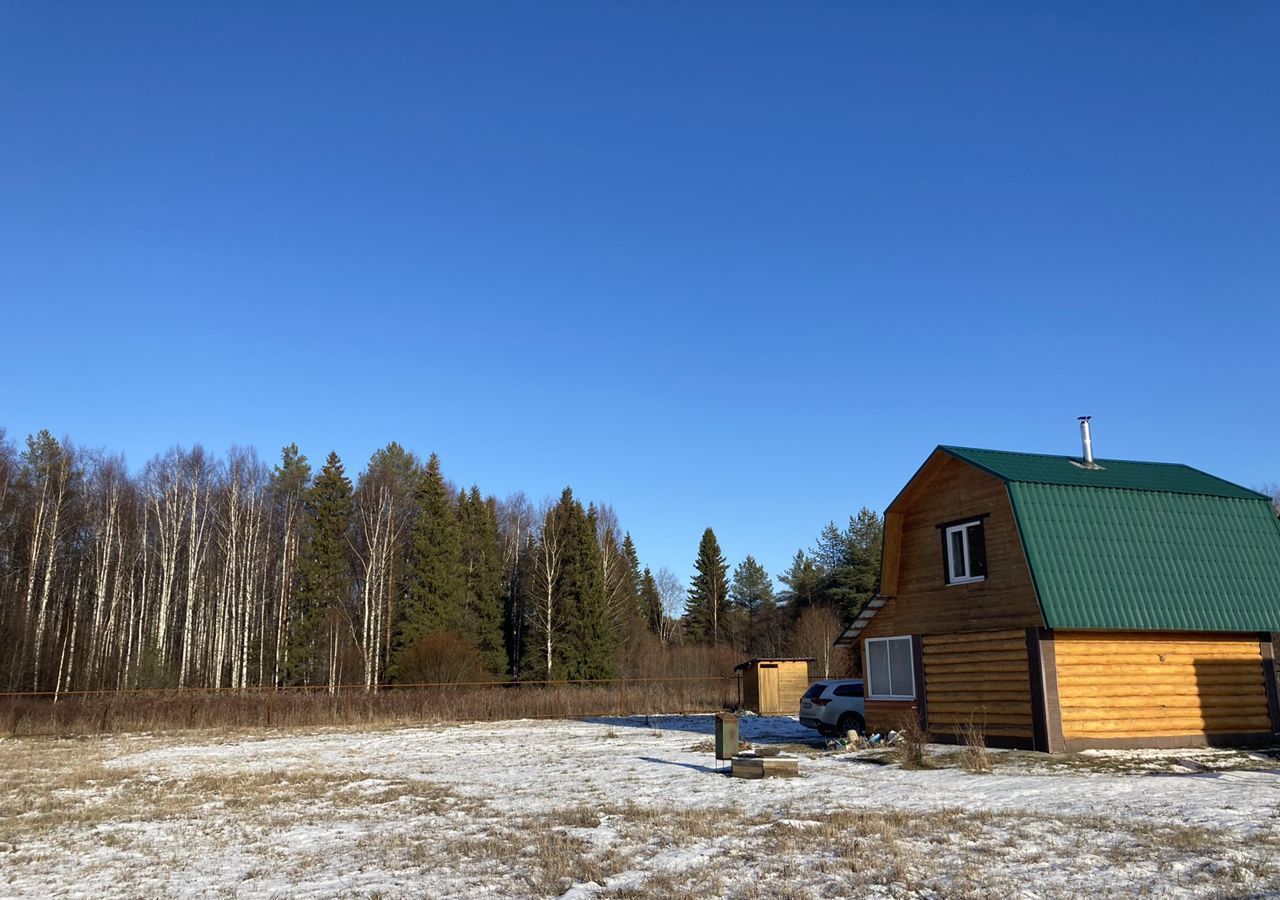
621, 532, 644, 623
459, 486, 507, 675
290, 452, 352, 684
559, 502, 617, 679
639, 566, 662, 635
394, 453, 466, 676
684, 528, 729, 645
269, 444, 311, 683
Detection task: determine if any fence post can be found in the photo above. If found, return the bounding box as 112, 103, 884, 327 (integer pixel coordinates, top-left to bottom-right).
266, 688, 273, 728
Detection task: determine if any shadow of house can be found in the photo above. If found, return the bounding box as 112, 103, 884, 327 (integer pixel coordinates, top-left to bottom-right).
1192, 652, 1277, 748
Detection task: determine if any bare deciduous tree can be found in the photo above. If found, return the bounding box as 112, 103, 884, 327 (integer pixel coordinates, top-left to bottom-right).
789, 605, 843, 678
654, 567, 685, 647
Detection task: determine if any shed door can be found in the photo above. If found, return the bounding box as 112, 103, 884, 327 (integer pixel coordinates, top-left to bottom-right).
759, 664, 779, 714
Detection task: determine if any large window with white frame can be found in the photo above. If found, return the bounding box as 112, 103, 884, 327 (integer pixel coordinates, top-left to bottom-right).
943, 519, 987, 584
863, 636, 915, 700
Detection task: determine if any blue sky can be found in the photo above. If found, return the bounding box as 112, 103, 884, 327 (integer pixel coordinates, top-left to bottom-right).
2, 3, 1277, 587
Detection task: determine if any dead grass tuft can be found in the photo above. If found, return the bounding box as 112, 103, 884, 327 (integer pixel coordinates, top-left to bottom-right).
958, 720, 992, 774
891, 713, 931, 769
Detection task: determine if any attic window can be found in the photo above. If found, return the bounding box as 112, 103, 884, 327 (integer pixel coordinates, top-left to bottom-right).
943, 520, 987, 584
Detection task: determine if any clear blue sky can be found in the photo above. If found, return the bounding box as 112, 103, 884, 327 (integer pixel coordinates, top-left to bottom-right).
2, 3, 1277, 588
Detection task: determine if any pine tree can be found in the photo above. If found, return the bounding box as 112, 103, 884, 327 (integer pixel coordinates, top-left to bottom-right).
394, 453, 465, 676
458, 486, 507, 675
731, 555, 783, 657
730, 555, 775, 612
271, 444, 311, 497
778, 549, 822, 609
813, 521, 846, 571
290, 451, 352, 685
833, 507, 884, 619
684, 528, 729, 645
807, 508, 884, 621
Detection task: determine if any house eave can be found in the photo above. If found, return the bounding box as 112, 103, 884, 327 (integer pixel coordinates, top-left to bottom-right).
833, 595, 891, 646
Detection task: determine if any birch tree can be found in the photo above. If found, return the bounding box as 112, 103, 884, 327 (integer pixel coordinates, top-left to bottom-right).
527, 494, 570, 680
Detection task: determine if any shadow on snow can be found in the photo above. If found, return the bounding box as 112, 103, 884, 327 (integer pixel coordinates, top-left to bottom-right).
580, 713, 815, 744
637, 756, 726, 775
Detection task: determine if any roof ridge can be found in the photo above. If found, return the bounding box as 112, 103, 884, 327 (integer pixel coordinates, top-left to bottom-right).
939, 445, 1267, 501
939, 444, 1199, 469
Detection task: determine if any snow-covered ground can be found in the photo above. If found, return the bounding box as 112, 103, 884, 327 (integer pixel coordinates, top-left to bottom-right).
2, 715, 1278, 898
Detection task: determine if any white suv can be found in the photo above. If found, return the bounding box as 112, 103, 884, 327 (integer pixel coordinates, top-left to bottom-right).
799, 679, 866, 737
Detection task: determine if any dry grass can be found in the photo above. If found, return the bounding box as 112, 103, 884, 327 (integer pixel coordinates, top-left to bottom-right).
565, 802, 1280, 899
5, 728, 1280, 899
1, 679, 736, 737
957, 721, 992, 774
890, 713, 931, 769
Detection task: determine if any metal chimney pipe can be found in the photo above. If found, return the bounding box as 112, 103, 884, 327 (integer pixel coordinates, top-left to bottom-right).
1078, 416, 1094, 465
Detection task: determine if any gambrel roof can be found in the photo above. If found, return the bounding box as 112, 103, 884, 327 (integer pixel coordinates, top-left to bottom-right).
841, 446, 1280, 642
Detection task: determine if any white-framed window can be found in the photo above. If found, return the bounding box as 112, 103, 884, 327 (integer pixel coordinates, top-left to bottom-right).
944, 520, 987, 584
863, 636, 915, 700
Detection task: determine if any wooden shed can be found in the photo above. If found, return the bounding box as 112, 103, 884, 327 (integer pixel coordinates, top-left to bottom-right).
735, 658, 813, 715
836, 440, 1280, 751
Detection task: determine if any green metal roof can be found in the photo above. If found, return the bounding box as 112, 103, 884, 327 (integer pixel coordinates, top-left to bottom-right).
940, 446, 1267, 500
939, 446, 1280, 632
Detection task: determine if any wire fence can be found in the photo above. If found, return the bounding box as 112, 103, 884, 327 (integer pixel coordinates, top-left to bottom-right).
0, 675, 742, 737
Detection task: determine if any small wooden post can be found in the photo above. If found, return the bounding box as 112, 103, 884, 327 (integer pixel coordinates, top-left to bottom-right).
715, 711, 739, 769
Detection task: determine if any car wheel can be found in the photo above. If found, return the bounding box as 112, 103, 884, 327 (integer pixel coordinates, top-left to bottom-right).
837, 713, 865, 737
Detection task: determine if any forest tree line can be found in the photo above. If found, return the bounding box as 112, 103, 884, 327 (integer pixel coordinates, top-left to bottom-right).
0, 429, 881, 694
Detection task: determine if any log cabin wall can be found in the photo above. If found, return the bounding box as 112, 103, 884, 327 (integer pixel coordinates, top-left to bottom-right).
922, 629, 1033, 742
863, 699, 918, 735
859, 454, 1046, 740
1054, 631, 1273, 748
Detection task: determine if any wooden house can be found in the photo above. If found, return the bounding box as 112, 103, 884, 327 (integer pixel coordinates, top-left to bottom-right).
836, 438, 1280, 751
735, 658, 813, 715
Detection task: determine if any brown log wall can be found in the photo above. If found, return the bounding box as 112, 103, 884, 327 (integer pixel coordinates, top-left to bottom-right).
864, 699, 918, 734
1054, 632, 1272, 742
922, 629, 1034, 739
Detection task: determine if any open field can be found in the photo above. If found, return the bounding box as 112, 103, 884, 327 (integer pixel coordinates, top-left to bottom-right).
3, 715, 1279, 898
